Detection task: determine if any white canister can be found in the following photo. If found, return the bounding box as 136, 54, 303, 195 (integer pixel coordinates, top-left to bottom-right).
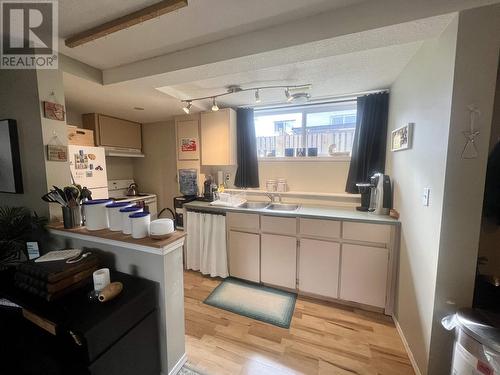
83, 199, 113, 230
277, 178, 288, 192
120, 206, 143, 234
106, 202, 133, 231
266, 179, 277, 192
130, 211, 151, 239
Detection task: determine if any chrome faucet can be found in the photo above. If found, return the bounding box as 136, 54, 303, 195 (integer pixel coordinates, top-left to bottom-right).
266, 193, 282, 203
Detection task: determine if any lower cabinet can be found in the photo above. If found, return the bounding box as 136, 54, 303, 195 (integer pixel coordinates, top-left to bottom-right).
340, 244, 389, 308
228, 231, 260, 283
261, 234, 297, 289
299, 239, 340, 299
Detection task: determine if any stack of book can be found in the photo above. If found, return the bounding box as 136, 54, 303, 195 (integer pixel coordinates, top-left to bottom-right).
14, 254, 99, 301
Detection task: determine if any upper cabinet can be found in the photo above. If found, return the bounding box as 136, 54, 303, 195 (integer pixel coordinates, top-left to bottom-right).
200, 108, 236, 165
82, 113, 142, 151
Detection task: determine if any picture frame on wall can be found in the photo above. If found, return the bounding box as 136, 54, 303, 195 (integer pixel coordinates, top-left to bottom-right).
391, 123, 414, 152
0, 119, 23, 193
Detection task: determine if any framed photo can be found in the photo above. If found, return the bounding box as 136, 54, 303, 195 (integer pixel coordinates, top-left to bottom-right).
391, 123, 413, 151
0, 119, 23, 193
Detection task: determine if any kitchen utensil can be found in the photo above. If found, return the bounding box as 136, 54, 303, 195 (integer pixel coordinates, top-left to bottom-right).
150, 218, 175, 239
80, 186, 92, 202
130, 211, 150, 239
126, 183, 138, 196
83, 199, 112, 230
52, 185, 67, 204
62, 205, 82, 228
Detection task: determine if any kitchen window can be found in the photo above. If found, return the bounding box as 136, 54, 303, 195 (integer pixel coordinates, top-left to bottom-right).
254, 101, 357, 159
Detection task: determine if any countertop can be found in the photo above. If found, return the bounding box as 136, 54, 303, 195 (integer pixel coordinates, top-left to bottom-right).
48, 223, 186, 251
184, 200, 399, 225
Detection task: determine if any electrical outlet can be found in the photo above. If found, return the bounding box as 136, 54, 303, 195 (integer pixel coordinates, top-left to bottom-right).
225, 172, 230, 182
422, 188, 430, 206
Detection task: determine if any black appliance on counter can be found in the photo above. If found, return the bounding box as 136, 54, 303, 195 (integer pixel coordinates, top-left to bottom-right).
201, 175, 218, 202
173, 196, 196, 230
355, 182, 372, 211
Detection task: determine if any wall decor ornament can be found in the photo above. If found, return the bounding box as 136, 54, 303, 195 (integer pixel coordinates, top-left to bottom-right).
462, 105, 481, 159
391, 123, 413, 151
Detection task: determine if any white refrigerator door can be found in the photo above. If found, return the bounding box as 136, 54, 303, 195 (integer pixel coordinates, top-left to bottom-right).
68, 145, 108, 190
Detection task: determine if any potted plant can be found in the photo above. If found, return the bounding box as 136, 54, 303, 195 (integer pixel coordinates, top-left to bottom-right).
0, 206, 48, 270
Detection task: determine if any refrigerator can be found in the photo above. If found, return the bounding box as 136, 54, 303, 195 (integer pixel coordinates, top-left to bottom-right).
68, 145, 109, 199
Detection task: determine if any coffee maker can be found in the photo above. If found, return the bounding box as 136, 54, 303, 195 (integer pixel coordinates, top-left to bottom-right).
369, 173, 392, 215
355, 183, 372, 211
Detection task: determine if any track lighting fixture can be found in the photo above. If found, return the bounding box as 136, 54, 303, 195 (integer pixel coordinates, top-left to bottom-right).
255, 89, 261, 103
182, 101, 192, 114
179, 84, 312, 112
211, 97, 219, 112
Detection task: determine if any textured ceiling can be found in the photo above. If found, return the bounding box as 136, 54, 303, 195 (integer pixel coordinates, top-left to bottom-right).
58, 0, 364, 69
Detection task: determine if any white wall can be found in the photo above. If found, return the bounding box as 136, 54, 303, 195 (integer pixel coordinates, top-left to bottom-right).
428, 5, 500, 375
0, 70, 48, 216
385, 16, 458, 373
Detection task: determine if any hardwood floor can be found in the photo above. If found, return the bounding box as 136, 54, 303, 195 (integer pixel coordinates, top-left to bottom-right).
184, 271, 414, 375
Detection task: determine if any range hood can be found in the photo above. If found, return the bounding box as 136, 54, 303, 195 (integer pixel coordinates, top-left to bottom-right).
104, 146, 145, 158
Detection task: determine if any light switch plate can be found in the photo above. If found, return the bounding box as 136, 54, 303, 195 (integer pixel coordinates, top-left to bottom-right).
422, 188, 430, 206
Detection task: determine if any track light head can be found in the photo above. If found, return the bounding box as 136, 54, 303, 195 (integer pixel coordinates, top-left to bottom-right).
211, 97, 219, 112
182, 101, 192, 114
255, 89, 261, 103
285, 88, 293, 102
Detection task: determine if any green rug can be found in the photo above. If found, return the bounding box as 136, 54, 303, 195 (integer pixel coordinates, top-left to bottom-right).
204, 278, 297, 328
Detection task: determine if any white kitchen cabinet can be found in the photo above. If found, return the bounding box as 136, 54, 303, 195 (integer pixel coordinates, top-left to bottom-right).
343, 222, 391, 244
261, 215, 296, 236
227, 212, 260, 232
82, 113, 142, 150
299, 239, 340, 298
228, 231, 260, 283
261, 234, 296, 289
200, 108, 236, 165
299, 218, 341, 239
340, 244, 388, 308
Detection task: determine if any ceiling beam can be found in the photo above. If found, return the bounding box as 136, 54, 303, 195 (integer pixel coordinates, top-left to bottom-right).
65, 0, 188, 48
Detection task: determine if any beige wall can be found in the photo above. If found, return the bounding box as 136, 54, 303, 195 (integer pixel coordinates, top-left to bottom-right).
134, 121, 178, 212
428, 5, 500, 375
0, 70, 48, 216
106, 157, 135, 180
385, 16, 458, 374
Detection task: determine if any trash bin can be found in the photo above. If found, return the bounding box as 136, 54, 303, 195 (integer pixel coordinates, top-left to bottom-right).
442, 308, 500, 375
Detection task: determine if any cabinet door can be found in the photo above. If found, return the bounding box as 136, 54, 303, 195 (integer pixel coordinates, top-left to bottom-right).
227, 212, 259, 232
299, 239, 340, 298
340, 244, 388, 308
229, 231, 260, 283
98, 115, 142, 149
200, 109, 236, 165
261, 234, 296, 289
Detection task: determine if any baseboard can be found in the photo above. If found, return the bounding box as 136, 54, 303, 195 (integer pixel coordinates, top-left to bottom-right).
393, 315, 423, 375
163, 353, 187, 375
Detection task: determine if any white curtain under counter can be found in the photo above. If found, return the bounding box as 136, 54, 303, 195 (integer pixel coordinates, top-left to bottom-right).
186, 211, 228, 278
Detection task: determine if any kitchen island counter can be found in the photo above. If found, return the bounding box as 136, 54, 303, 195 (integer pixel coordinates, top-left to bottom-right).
48, 224, 187, 375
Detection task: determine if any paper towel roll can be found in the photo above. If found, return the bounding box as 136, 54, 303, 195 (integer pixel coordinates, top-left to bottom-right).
93, 268, 110, 291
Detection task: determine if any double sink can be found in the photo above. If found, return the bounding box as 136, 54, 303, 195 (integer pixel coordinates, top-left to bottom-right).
238, 201, 299, 212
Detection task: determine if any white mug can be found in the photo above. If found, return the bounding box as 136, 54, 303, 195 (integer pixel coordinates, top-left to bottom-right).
93, 268, 110, 291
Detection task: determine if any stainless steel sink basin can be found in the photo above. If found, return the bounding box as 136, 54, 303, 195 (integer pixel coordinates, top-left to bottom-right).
265, 203, 299, 211
239, 202, 270, 209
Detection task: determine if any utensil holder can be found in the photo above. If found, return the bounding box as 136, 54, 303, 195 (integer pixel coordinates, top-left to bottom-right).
62, 206, 82, 229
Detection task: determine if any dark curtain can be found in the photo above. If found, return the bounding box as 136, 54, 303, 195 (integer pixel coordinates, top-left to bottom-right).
483, 142, 500, 224
234, 108, 260, 188
345, 92, 389, 193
